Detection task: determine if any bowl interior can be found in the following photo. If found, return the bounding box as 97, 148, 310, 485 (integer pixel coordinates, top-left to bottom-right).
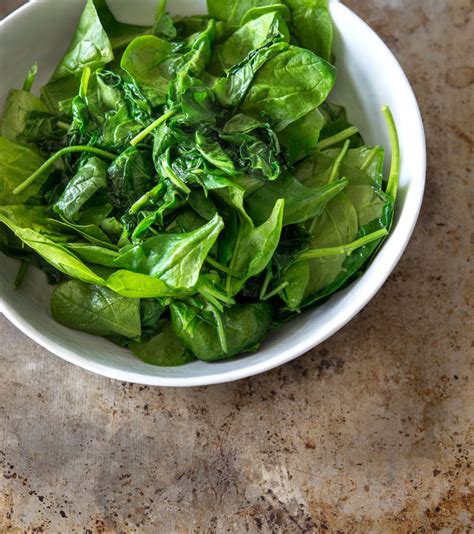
0, 0, 425, 386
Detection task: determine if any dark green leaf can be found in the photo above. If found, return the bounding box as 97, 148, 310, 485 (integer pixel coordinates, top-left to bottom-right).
51, 280, 141, 339
171, 301, 272, 361
241, 45, 336, 131
130, 320, 195, 366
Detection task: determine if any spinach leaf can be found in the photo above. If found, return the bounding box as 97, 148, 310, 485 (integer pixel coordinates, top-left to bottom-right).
49, 218, 115, 249
107, 147, 155, 211
130, 320, 195, 366
283, 0, 333, 61
227, 199, 284, 295
121, 35, 177, 106
140, 298, 166, 337
171, 301, 272, 361
51, 280, 141, 339
54, 157, 108, 221
246, 175, 347, 226
50, 0, 114, 81
106, 270, 187, 298
0, 137, 51, 205
278, 107, 326, 164
0, 208, 104, 285
240, 45, 336, 131
0, 89, 48, 142
210, 11, 289, 73
116, 214, 224, 290
207, 0, 276, 26
206, 40, 289, 108
67, 243, 121, 268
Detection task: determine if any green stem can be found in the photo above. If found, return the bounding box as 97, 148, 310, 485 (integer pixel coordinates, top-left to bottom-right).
57, 121, 72, 131
22, 63, 38, 93
79, 66, 91, 99
316, 126, 359, 150
196, 278, 235, 308
328, 139, 350, 184
130, 108, 178, 146
295, 229, 388, 263
259, 270, 272, 301
13, 146, 116, 195
262, 281, 289, 301
14, 260, 29, 289
129, 183, 164, 215
205, 257, 241, 278
213, 309, 228, 355
160, 154, 191, 195
382, 105, 400, 201
360, 147, 378, 172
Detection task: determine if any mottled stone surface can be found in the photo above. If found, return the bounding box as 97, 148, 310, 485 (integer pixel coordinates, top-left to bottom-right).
1, 0, 473, 532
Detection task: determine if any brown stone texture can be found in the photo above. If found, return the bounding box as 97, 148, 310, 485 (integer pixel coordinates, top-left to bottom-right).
0, 0, 473, 532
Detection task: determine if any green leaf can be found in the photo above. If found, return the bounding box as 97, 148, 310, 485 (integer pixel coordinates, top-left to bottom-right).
171, 301, 272, 361
116, 214, 224, 290
67, 243, 120, 268
54, 157, 108, 222
140, 298, 167, 337
51, 280, 141, 339
207, 0, 277, 26
278, 107, 326, 164
240, 45, 336, 131
50, 0, 114, 81
246, 175, 348, 226
0, 208, 104, 285
130, 320, 195, 366
228, 199, 284, 295
282, 0, 333, 61
0, 89, 48, 142
121, 35, 177, 106
107, 147, 156, 211
195, 131, 236, 175
210, 11, 289, 73
206, 40, 289, 108
41, 76, 81, 113
0, 137, 51, 205
105, 270, 185, 298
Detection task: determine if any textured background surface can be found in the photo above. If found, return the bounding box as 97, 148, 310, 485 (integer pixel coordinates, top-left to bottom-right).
1, 0, 473, 532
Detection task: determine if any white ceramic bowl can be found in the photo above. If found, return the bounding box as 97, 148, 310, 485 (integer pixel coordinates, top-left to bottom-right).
0, 0, 425, 386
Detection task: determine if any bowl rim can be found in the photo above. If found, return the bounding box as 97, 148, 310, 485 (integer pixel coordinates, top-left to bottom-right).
0, 0, 426, 387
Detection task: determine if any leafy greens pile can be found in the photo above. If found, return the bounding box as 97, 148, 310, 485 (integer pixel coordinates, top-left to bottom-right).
0, 0, 399, 366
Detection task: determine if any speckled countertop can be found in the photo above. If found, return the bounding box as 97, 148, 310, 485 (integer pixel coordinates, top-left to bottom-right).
1, 1, 473, 532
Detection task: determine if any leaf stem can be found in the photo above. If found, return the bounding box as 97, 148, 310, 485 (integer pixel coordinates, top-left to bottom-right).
262, 281, 289, 301
79, 67, 91, 99
130, 108, 178, 146
129, 183, 164, 215
360, 147, 378, 172
317, 126, 359, 150
196, 277, 235, 308
205, 257, 241, 278
159, 151, 191, 194
259, 270, 272, 301
213, 309, 228, 355
22, 63, 38, 93
382, 105, 400, 201
328, 139, 350, 184
57, 121, 72, 131
13, 146, 116, 195
295, 229, 388, 263
14, 260, 29, 289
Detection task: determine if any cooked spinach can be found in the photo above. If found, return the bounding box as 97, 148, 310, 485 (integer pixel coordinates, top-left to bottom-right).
0, 0, 400, 366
